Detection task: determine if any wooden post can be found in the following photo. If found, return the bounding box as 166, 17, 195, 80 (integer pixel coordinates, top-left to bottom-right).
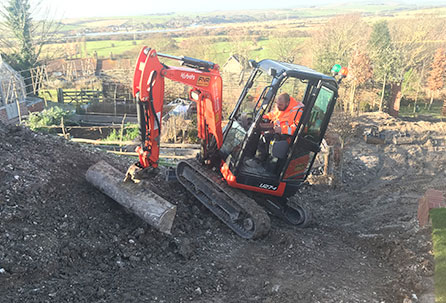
86, 161, 177, 234
119, 114, 127, 152
30, 68, 36, 95
57, 88, 64, 103
44, 68, 49, 84
5, 79, 12, 105
61, 117, 68, 139
114, 84, 118, 116
14, 83, 22, 124
323, 146, 334, 186
323, 147, 330, 176
379, 72, 387, 112
34, 66, 43, 96
173, 118, 177, 143
338, 139, 344, 183
16, 102, 22, 124
0, 80, 5, 107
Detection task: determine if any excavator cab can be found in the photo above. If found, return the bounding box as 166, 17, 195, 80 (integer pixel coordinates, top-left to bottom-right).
220, 60, 340, 199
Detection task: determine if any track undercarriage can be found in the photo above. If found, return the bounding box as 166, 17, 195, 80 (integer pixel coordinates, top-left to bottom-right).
176, 160, 271, 239
176, 160, 311, 239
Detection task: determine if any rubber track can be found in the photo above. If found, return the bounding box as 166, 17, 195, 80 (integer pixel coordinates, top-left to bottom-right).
176, 159, 271, 239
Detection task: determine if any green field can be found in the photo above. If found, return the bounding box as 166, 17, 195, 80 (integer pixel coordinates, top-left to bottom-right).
84, 39, 144, 57
43, 34, 307, 67
432, 208, 446, 303
43, 39, 144, 59
59, 13, 179, 31
399, 101, 446, 119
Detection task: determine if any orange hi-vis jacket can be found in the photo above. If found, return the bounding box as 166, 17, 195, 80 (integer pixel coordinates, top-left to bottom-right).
263, 96, 304, 136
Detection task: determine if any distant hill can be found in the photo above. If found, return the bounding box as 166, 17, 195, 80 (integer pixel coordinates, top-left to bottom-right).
56, 2, 446, 38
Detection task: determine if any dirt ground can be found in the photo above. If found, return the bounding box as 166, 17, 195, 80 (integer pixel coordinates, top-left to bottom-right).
1, 112, 445, 303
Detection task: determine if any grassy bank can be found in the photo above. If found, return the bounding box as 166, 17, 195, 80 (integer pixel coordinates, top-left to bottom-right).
432, 208, 446, 303
399, 100, 446, 120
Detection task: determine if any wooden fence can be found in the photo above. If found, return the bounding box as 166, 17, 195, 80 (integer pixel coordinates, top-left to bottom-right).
56, 88, 103, 104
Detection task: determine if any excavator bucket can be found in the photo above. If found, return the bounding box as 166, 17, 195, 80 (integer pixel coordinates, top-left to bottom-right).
86, 161, 177, 234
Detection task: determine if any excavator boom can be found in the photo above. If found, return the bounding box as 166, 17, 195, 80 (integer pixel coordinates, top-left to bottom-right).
132, 47, 223, 171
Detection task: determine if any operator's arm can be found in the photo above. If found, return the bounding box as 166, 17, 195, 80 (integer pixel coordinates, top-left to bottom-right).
262, 112, 273, 120
260, 111, 275, 130
260, 122, 274, 130
279, 105, 304, 136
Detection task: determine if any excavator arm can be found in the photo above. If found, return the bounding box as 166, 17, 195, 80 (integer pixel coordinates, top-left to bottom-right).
129, 47, 223, 178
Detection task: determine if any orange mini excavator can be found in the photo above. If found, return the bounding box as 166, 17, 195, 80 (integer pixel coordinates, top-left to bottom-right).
96, 47, 347, 239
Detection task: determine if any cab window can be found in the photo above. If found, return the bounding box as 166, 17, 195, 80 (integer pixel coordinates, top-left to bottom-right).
306, 86, 334, 142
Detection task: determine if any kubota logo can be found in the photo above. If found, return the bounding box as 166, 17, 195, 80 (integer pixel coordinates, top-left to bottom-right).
181, 73, 195, 80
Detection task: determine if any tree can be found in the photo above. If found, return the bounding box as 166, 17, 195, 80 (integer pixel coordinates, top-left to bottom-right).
427, 48, 446, 111
269, 31, 301, 63
369, 21, 391, 51
368, 21, 398, 112
1, 0, 59, 94
386, 17, 446, 116
1, 0, 57, 70
122, 34, 178, 60
148, 34, 178, 53
179, 35, 214, 62
1, 0, 34, 70
228, 27, 256, 68
311, 14, 369, 74
346, 49, 373, 114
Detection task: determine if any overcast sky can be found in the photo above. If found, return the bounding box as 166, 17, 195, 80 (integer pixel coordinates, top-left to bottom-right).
31, 0, 446, 19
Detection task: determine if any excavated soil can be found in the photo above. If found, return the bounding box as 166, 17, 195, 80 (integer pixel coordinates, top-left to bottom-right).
1, 112, 445, 303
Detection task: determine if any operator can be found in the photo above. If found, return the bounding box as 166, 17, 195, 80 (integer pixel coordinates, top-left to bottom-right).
253, 92, 304, 163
